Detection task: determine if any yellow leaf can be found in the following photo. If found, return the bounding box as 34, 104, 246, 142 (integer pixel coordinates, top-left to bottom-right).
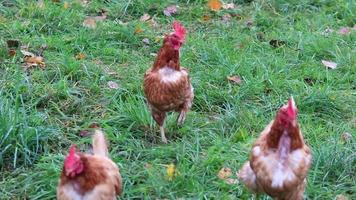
64, 2, 70, 9
135, 27, 143, 34
207, 0, 222, 11
166, 163, 175, 181
75, 53, 86, 60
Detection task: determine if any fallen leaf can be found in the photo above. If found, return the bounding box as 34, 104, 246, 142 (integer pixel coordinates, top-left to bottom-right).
269, 39, 286, 48
37, 0, 45, 8
82, 10, 107, 28
7, 39, 20, 48
218, 167, 232, 180
207, 0, 222, 11
8, 49, 16, 57
321, 60, 337, 69
63, 1, 70, 9
107, 81, 119, 89
235, 43, 244, 50
80, 0, 90, 7
140, 13, 151, 22
166, 163, 176, 181
21, 50, 45, 69
222, 3, 235, 9
75, 53, 86, 60
336, 194, 349, 200
338, 27, 351, 35
227, 76, 242, 85
341, 132, 352, 143
202, 14, 211, 21
83, 17, 96, 28
135, 27, 143, 34
225, 178, 239, 185
221, 14, 231, 22
154, 36, 162, 43
20, 50, 35, 57
163, 5, 178, 16
142, 38, 150, 45
144, 163, 152, 169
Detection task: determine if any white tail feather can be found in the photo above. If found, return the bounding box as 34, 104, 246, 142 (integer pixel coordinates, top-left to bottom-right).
92, 129, 108, 157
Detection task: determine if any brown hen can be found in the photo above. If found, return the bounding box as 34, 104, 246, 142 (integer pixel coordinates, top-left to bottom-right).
57, 129, 123, 200
238, 97, 312, 200
143, 21, 194, 143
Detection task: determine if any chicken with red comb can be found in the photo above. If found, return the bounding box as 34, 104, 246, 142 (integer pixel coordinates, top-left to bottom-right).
143, 21, 193, 143
57, 129, 123, 200
237, 97, 312, 200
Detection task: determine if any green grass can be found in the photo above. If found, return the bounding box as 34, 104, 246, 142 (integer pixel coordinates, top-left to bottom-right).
0, 0, 355, 199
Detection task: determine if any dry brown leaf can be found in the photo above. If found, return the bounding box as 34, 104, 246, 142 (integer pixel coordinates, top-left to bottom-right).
218, 167, 232, 180
227, 76, 242, 85
107, 81, 119, 89
202, 14, 211, 21
63, 2, 70, 9
207, 0, 222, 11
75, 53, 86, 60
269, 39, 286, 48
7, 39, 20, 48
135, 27, 143, 34
140, 13, 151, 22
23, 54, 45, 69
321, 60, 337, 69
83, 17, 96, 28
8, 49, 16, 57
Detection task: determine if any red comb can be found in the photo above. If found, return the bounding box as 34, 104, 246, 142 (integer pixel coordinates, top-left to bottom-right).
287, 97, 297, 119
173, 21, 186, 41
64, 145, 77, 168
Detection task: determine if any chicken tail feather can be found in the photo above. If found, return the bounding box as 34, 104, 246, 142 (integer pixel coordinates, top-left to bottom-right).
92, 129, 109, 157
